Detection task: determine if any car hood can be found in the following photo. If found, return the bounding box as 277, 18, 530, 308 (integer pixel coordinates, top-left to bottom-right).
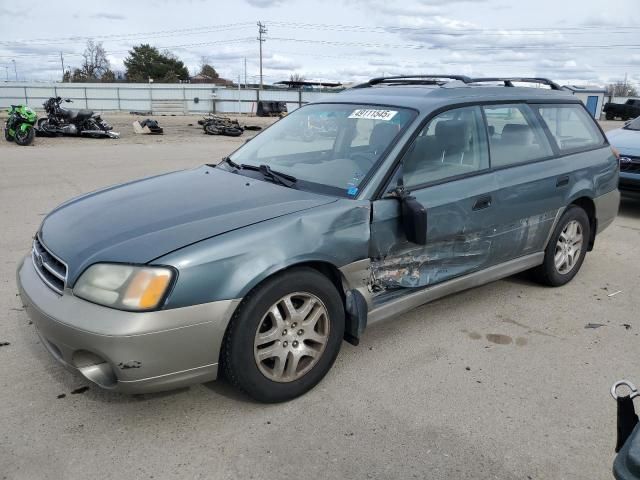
40, 165, 336, 285
607, 128, 640, 156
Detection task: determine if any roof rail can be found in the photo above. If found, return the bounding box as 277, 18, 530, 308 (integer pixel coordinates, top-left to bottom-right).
352, 75, 472, 88
469, 77, 562, 90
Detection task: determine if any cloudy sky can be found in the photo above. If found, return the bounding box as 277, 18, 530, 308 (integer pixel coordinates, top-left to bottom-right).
0, 0, 638, 88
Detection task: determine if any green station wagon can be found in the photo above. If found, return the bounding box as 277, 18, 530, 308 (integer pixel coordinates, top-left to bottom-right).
17, 76, 620, 402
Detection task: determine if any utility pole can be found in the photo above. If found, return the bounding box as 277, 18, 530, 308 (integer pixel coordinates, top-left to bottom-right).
11, 59, 17, 81
4, 66, 8, 81
257, 21, 267, 90
244, 57, 247, 88
60, 52, 65, 82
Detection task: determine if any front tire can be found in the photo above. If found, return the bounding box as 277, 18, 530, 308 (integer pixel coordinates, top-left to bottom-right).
222, 267, 345, 403
4, 128, 12, 141
14, 126, 35, 146
605, 113, 614, 120
532, 206, 590, 286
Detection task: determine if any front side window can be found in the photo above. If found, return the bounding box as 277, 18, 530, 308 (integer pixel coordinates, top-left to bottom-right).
483, 104, 553, 167
537, 104, 605, 151
402, 105, 489, 188
227, 103, 416, 197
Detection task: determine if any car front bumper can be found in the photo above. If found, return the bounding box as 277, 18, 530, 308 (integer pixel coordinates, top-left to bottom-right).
620, 171, 640, 191
17, 256, 240, 393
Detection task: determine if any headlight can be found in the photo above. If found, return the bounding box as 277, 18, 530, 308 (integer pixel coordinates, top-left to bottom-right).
74, 264, 174, 311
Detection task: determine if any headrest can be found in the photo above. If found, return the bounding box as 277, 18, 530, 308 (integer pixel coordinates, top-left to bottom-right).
435, 120, 467, 148
369, 122, 399, 146
501, 123, 534, 144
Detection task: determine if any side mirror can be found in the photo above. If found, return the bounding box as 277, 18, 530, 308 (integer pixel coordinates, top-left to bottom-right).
401, 196, 427, 245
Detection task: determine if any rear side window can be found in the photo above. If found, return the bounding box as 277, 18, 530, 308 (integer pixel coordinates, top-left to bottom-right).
536, 104, 605, 151
483, 104, 553, 168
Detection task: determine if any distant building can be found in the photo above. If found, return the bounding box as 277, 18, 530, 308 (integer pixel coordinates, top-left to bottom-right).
562, 85, 606, 119
190, 74, 234, 86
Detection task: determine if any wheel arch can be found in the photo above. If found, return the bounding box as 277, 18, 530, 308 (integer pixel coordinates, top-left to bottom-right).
220, 258, 360, 367
568, 195, 596, 251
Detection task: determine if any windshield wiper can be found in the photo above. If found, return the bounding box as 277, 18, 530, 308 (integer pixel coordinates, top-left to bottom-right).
217, 159, 297, 188
258, 164, 297, 188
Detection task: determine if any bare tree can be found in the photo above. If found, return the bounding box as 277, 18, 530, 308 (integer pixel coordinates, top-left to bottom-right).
606, 81, 638, 97
289, 72, 305, 83
81, 40, 110, 80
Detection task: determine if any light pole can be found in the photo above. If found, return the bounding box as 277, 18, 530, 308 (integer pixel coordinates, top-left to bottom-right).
11, 59, 17, 81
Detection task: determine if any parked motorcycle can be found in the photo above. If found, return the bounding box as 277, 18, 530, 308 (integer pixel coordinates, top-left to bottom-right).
4, 105, 37, 146
37, 97, 119, 138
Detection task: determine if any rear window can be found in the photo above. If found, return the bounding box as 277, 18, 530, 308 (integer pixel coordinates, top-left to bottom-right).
536, 104, 605, 151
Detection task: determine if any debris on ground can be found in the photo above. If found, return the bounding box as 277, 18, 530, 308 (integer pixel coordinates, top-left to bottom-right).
198, 114, 262, 137
607, 290, 623, 297
132, 118, 164, 135
256, 100, 287, 117
585, 323, 605, 329
129, 111, 152, 116
70, 386, 90, 395
0, 341, 10, 347
622, 324, 632, 330
57, 394, 66, 399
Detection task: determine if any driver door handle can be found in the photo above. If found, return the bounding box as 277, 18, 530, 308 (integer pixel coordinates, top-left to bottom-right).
472, 195, 492, 211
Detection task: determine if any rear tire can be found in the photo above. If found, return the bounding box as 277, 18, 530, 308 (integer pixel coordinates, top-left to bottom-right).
14, 126, 35, 146
222, 267, 345, 403
605, 113, 614, 120
532, 206, 590, 287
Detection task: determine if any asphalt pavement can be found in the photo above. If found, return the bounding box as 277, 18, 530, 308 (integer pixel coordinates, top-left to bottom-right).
0, 128, 638, 479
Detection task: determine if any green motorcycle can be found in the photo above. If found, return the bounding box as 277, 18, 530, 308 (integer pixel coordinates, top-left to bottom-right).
4, 105, 37, 146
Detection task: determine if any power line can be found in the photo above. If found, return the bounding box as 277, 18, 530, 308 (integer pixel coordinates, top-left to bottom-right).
267, 21, 639, 36
0, 23, 255, 46
0, 38, 256, 58
267, 37, 640, 51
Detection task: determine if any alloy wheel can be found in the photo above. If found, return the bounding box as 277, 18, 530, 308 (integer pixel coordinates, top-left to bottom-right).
253, 292, 330, 383
554, 220, 583, 274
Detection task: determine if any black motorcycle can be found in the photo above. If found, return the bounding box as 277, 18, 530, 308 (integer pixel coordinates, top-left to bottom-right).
37, 97, 119, 138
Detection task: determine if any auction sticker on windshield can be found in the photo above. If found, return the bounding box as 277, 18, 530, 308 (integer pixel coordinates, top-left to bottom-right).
348, 109, 398, 121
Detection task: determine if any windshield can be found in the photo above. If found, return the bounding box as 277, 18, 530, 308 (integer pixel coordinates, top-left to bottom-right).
625, 116, 640, 131
226, 103, 416, 197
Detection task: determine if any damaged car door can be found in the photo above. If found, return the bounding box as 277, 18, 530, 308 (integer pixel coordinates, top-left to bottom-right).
369, 105, 500, 294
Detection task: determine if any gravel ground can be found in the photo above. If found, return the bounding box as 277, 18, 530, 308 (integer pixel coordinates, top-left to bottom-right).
0, 118, 637, 480
0, 112, 276, 149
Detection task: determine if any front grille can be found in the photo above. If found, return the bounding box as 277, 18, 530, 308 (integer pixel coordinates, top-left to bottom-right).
620, 155, 640, 174
32, 236, 67, 294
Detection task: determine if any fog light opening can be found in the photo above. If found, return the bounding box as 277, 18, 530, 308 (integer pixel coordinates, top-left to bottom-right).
72, 350, 117, 388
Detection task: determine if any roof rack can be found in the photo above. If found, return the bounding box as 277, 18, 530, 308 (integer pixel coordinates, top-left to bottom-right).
469, 77, 562, 90
352, 75, 472, 88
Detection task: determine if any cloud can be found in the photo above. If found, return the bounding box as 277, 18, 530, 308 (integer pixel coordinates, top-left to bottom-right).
90, 13, 127, 20
245, 0, 285, 7
263, 54, 301, 71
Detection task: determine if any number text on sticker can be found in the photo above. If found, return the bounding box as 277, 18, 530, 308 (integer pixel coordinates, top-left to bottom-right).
348, 109, 398, 121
